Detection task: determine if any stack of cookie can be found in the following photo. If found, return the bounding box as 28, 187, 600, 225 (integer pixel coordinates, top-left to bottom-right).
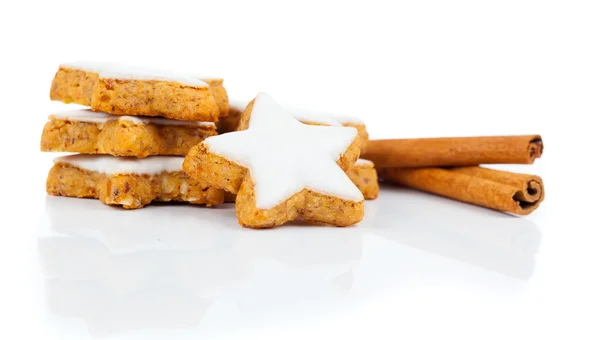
42, 62, 228, 208
41, 63, 379, 228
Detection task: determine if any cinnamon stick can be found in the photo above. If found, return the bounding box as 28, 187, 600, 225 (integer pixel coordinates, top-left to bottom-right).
363, 135, 543, 168
379, 166, 544, 215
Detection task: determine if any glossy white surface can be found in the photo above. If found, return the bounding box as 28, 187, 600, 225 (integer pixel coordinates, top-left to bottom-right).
35, 187, 542, 339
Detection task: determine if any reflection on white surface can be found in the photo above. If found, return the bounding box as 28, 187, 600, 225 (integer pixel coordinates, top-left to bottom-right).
370, 184, 542, 279
37, 189, 541, 338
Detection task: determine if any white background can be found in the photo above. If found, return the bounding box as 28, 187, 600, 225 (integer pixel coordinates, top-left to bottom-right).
1, 0, 599, 339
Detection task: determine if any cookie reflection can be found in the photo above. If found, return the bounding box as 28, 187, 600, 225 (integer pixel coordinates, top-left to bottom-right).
39, 197, 243, 337
39, 197, 367, 336
228, 204, 375, 313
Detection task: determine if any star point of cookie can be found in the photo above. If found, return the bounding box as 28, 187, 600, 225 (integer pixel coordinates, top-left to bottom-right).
183, 93, 364, 228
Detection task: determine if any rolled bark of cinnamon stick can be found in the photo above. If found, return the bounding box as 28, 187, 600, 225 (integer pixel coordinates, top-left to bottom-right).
379, 166, 544, 215
363, 135, 543, 168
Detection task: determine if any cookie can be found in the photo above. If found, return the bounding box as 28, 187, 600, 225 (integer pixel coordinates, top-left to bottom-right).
236, 101, 369, 152
49, 61, 104, 106
41, 109, 217, 158
217, 99, 247, 134
286, 108, 343, 127
50, 62, 221, 121
332, 117, 369, 153
183, 93, 364, 228
290, 111, 369, 153
47, 155, 224, 209
201, 78, 229, 117
347, 159, 379, 199
223, 158, 379, 203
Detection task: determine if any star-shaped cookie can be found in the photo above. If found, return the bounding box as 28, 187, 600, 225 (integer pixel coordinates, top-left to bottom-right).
183, 93, 364, 228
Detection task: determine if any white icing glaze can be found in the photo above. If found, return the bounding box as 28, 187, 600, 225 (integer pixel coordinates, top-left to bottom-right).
205, 93, 363, 209
231, 99, 364, 126
60, 61, 116, 74
50, 109, 112, 123
355, 159, 374, 167
100, 65, 208, 88
49, 109, 216, 128
54, 155, 184, 175
60, 61, 208, 88
286, 108, 342, 126
116, 115, 215, 127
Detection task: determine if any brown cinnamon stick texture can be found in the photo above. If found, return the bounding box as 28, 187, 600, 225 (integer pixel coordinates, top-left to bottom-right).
379, 166, 544, 215
363, 135, 543, 168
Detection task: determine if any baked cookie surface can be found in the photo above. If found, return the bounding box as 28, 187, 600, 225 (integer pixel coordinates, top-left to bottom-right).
41, 110, 217, 158
50, 62, 222, 121
47, 155, 224, 209
222, 158, 379, 203
217, 99, 247, 134
50, 64, 100, 106
201, 77, 229, 117
347, 159, 379, 199
184, 93, 364, 228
